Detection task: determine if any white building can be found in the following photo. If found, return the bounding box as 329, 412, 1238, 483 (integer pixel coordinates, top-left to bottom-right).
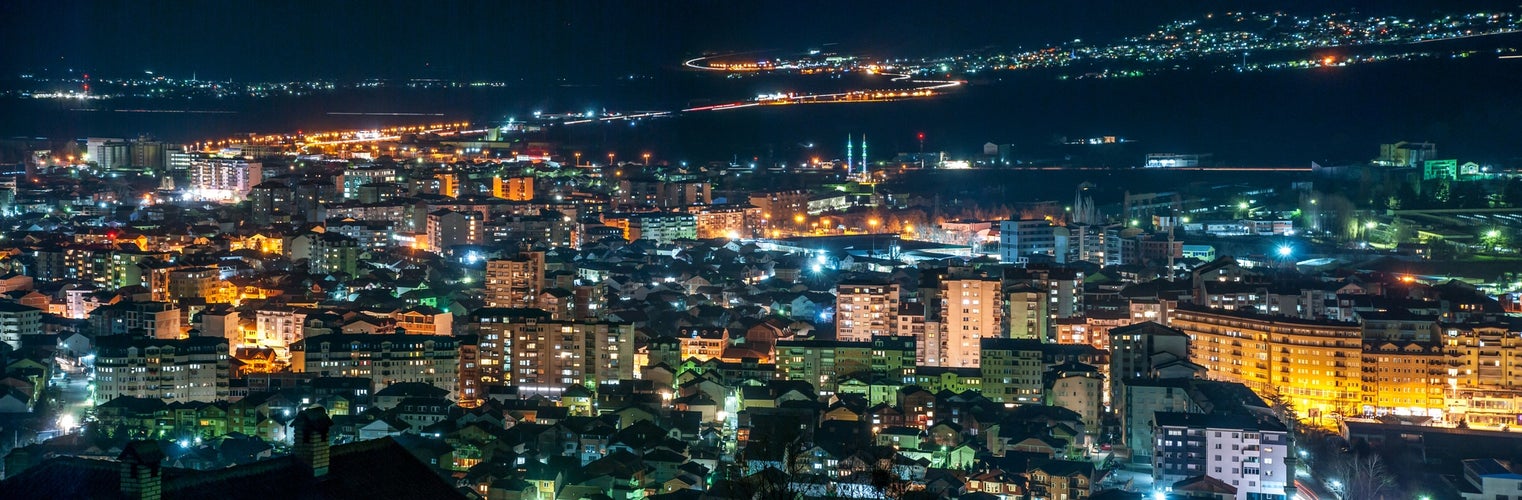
95, 336, 230, 403
189, 158, 263, 201
999, 219, 1056, 262
1153, 412, 1291, 500
0, 301, 42, 349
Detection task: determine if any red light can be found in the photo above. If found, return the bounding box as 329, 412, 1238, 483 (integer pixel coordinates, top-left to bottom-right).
917, 133, 925, 140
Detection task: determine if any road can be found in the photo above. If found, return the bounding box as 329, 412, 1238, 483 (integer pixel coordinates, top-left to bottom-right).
46, 366, 96, 439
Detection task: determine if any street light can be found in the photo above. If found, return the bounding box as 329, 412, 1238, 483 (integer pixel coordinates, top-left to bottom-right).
642, 152, 651, 165
574, 152, 581, 166
1276, 245, 1293, 258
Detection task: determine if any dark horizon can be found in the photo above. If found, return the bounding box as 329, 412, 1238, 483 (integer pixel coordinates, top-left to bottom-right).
5, 0, 1520, 82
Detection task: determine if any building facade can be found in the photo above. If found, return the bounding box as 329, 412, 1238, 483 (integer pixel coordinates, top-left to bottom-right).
95, 336, 231, 403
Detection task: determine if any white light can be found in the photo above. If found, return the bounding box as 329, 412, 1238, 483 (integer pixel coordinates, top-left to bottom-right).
58, 414, 77, 432
1276, 246, 1293, 257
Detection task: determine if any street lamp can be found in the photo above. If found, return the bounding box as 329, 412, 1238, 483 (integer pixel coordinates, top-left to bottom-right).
574, 152, 581, 166
1276, 245, 1293, 258
608, 152, 615, 165
642, 152, 651, 165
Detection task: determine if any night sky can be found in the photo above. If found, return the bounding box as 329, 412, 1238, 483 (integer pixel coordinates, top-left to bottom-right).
4, 0, 1515, 81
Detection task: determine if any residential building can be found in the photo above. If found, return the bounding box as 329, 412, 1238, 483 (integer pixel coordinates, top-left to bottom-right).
1172, 305, 1363, 423
0, 301, 43, 349
492, 176, 534, 201
627, 212, 697, 244
468, 309, 635, 397
426, 209, 483, 252
1152, 412, 1292, 500
189, 158, 263, 201
938, 277, 1003, 367
999, 219, 1056, 261
310, 233, 361, 276
1005, 283, 1049, 341
95, 336, 230, 403
291, 333, 462, 398
485, 252, 545, 308
836, 281, 898, 342
980, 338, 1045, 405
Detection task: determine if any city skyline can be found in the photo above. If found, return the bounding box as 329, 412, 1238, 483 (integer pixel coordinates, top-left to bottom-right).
3, 3, 1522, 500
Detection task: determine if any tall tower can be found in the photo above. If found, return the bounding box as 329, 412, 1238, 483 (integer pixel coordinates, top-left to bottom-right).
860, 135, 868, 176
846, 134, 854, 174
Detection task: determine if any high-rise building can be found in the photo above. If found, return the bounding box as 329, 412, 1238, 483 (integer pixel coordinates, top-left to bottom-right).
1005, 283, 1049, 341
87, 137, 132, 170
130, 138, 167, 171
248, 180, 292, 225
310, 233, 360, 276
485, 252, 545, 308
998, 219, 1056, 262
467, 308, 634, 397
836, 281, 899, 342
937, 277, 1004, 367
425, 209, 483, 252
1005, 266, 1084, 323
188, 158, 263, 201
95, 336, 230, 403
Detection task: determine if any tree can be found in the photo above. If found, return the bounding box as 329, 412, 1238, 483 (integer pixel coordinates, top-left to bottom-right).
1263, 390, 1298, 435
1331, 452, 1397, 500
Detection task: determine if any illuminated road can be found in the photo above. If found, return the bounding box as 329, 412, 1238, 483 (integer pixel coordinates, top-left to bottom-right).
197, 61, 966, 148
